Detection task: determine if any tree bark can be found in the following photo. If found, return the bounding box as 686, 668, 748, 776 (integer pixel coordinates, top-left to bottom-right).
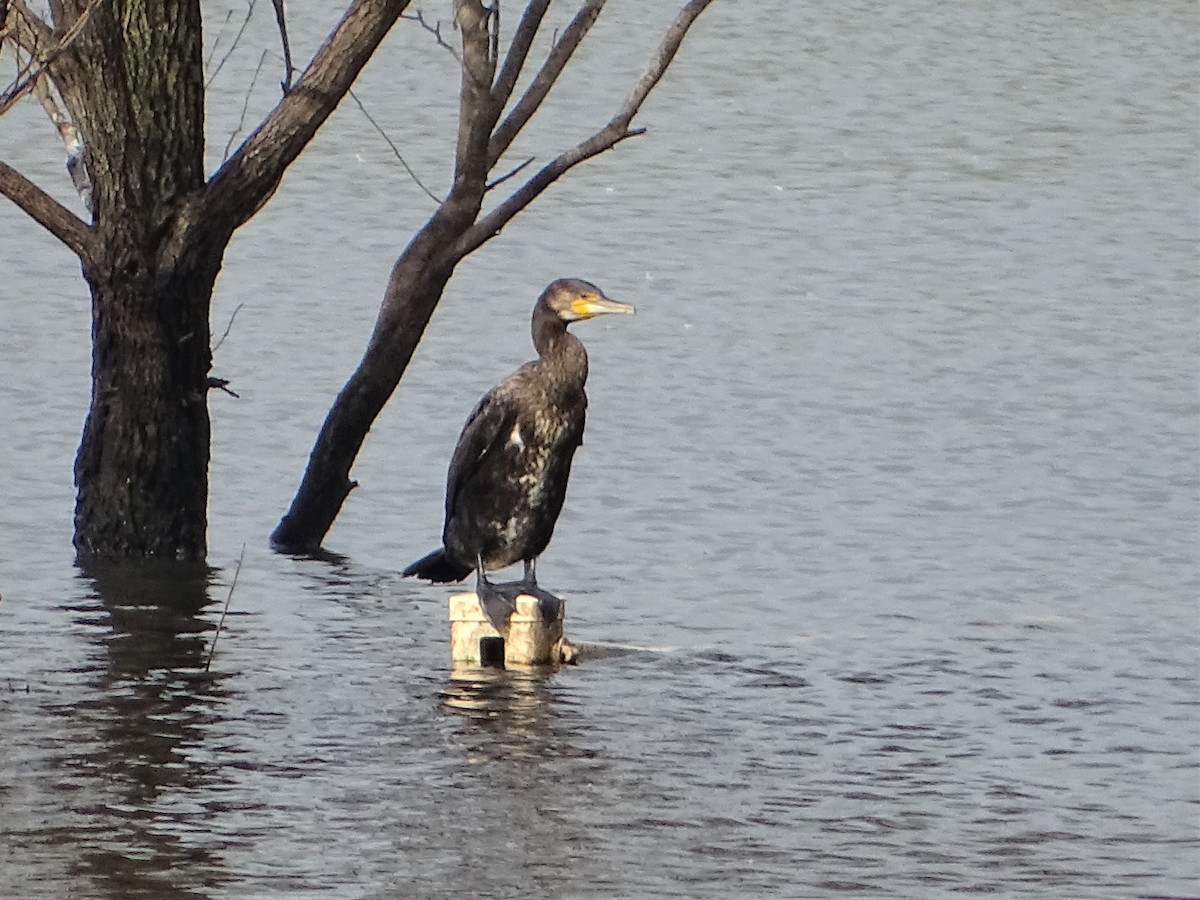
71, 243, 222, 559
54, 1, 213, 559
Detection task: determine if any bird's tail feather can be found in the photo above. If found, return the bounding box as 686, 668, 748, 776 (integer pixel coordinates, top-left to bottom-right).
402, 548, 472, 583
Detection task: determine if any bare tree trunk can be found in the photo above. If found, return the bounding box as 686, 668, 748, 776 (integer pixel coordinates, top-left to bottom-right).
271, 251, 456, 550
272, 0, 717, 553
2, 0, 410, 560
56, 0, 212, 559
272, 1, 498, 551
72, 247, 222, 559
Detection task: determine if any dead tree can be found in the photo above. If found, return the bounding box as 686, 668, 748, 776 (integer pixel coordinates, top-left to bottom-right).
272, 0, 716, 552
0, 0, 715, 562
0, 0, 413, 559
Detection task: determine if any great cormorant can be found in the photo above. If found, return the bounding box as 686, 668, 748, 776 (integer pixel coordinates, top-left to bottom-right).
402, 278, 634, 629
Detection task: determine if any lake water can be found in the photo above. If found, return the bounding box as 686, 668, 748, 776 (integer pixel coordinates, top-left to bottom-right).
1, 1, 1197, 897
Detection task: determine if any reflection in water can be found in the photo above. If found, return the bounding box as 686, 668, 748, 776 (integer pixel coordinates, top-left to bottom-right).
438, 667, 608, 897
442, 665, 564, 759
60, 562, 233, 898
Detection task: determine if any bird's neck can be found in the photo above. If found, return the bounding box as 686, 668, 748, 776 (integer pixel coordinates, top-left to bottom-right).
534, 324, 588, 386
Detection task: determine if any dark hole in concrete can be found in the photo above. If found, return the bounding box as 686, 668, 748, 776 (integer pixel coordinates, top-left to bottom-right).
479, 636, 506, 669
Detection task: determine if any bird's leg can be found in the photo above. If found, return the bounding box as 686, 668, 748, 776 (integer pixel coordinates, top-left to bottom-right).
475, 554, 516, 632
520, 557, 562, 624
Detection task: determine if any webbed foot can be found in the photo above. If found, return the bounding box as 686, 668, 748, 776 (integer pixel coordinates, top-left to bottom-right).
477, 582, 517, 631
475, 560, 517, 631
475, 559, 563, 629
517, 560, 562, 622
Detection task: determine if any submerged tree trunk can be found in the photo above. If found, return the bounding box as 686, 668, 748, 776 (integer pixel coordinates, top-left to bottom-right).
271, 256, 456, 550
271, 198, 488, 551
2, 0, 409, 560
58, 1, 212, 559
272, 0, 498, 551
72, 251, 221, 559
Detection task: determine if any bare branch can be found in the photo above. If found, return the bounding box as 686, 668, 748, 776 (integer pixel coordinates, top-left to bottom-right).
456, 0, 497, 93
485, 154, 533, 191
347, 87, 441, 204
0, 1, 55, 117
204, 9, 236, 71
453, 124, 635, 262
213, 302, 245, 352
29, 68, 91, 210
272, 0, 717, 553
610, 0, 714, 133
222, 48, 270, 161
28, 60, 67, 127
490, 0, 550, 108
401, 8, 461, 64
487, 0, 498, 75
486, 0, 604, 170
205, 0, 256, 89
3, 4, 98, 210
0, 159, 94, 263
206, 376, 241, 398
2, 0, 104, 127
205, 544, 246, 672
451, 0, 500, 191
2, 0, 53, 56
201, 0, 411, 236
270, 0, 295, 92
10, 0, 99, 61
454, 0, 717, 261
0, 71, 35, 121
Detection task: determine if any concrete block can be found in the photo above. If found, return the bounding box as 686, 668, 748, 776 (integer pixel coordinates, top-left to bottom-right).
448, 592, 575, 667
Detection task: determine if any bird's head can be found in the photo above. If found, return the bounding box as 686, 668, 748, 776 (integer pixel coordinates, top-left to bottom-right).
541, 278, 636, 323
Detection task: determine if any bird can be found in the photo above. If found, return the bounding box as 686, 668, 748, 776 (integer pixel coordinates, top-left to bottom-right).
403, 278, 634, 630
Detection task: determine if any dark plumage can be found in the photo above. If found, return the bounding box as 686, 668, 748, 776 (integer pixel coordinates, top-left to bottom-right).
403, 278, 634, 628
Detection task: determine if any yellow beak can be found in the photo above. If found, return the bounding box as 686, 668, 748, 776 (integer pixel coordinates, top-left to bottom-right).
570, 296, 636, 320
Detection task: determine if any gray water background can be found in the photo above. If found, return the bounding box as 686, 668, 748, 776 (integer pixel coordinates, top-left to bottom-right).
1, 1, 1197, 897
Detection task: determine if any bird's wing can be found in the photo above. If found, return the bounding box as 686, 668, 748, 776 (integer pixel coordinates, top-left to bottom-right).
444, 388, 517, 521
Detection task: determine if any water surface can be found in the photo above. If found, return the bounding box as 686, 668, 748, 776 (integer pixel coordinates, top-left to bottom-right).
1, 1, 1197, 897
